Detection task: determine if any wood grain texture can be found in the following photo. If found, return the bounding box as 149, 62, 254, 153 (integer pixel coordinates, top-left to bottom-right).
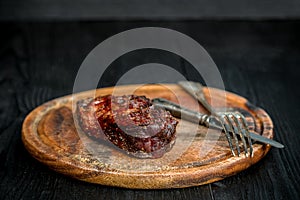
0, 21, 299, 199
22, 84, 272, 189
2, 0, 300, 20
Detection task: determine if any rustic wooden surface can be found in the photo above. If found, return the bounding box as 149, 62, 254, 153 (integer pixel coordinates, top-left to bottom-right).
22, 84, 272, 189
0, 21, 299, 198
2, 0, 300, 20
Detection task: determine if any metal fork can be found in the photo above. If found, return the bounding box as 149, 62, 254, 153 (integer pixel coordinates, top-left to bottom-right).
152, 98, 284, 149
153, 97, 253, 157
178, 81, 253, 157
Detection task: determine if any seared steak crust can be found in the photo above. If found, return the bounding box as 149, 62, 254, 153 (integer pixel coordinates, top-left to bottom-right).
76, 95, 178, 158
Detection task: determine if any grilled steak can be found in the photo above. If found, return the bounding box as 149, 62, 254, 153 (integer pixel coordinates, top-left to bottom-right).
76, 95, 178, 158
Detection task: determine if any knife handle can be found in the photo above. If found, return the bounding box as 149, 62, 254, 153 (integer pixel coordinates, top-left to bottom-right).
178, 81, 217, 116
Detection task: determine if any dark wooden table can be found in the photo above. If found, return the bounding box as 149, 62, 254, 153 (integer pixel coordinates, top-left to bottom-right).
0, 21, 299, 199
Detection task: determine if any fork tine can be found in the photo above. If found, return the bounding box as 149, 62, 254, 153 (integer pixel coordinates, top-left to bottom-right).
232, 113, 249, 157
217, 115, 236, 156
223, 114, 241, 156
236, 113, 254, 157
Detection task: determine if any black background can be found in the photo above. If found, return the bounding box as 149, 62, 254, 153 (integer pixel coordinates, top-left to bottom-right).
1, 1, 300, 199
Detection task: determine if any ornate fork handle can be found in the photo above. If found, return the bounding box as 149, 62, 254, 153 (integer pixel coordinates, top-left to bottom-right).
152, 98, 210, 126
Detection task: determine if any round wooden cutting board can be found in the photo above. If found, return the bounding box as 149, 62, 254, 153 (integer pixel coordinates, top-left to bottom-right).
22, 84, 273, 189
